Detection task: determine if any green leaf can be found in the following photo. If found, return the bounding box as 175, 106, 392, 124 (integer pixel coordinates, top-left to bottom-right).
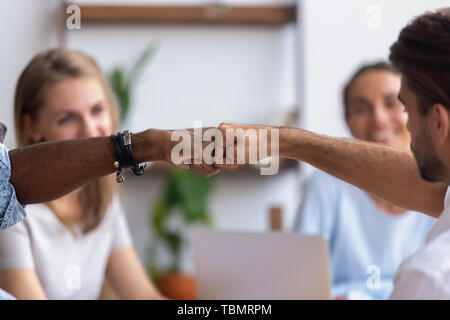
108, 44, 156, 123
149, 167, 213, 272
129, 44, 157, 84
151, 199, 170, 240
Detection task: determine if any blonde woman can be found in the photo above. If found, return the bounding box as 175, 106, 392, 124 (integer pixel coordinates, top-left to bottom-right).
0, 49, 165, 299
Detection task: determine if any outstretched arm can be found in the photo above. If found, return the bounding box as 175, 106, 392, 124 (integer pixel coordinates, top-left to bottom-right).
279, 127, 446, 218
9, 129, 219, 205
218, 123, 447, 218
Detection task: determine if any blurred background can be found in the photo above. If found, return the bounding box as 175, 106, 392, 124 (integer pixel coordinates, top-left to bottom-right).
0, 0, 448, 295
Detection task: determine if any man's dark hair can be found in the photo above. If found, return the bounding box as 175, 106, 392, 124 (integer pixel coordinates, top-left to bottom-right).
389, 11, 450, 114
342, 61, 399, 119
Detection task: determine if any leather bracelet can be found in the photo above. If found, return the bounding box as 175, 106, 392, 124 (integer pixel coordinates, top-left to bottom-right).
111, 133, 126, 183
121, 130, 146, 176
110, 131, 147, 183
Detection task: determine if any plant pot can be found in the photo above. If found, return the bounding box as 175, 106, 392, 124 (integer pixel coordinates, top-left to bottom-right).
158, 272, 196, 300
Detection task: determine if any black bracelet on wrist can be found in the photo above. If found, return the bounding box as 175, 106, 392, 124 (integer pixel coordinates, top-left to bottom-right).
111, 133, 124, 183
121, 130, 146, 176
110, 130, 147, 183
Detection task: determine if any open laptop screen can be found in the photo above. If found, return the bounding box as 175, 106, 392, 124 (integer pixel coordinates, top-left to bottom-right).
192, 229, 332, 300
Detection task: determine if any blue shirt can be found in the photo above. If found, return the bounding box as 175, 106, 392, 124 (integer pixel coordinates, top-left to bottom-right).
0, 143, 26, 230
294, 170, 436, 300
0, 142, 27, 300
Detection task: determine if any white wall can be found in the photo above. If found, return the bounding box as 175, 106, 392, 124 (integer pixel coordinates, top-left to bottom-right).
64, 0, 300, 267
0, 0, 60, 148
66, 24, 297, 130
298, 0, 450, 176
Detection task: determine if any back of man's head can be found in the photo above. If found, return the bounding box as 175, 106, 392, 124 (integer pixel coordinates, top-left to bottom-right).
389, 9, 450, 115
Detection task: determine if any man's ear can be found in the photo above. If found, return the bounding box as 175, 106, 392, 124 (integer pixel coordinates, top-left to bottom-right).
22, 114, 41, 143
430, 103, 450, 144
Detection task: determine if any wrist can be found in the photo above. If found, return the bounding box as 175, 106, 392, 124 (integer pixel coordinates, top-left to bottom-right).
132, 129, 172, 163
278, 127, 301, 159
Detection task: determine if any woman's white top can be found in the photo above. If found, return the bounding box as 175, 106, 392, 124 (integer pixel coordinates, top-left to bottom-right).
0, 195, 133, 299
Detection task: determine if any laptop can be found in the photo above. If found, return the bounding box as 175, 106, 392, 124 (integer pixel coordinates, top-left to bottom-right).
191, 229, 332, 300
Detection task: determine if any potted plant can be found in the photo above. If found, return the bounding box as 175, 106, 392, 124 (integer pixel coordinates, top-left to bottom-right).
148, 168, 213, 299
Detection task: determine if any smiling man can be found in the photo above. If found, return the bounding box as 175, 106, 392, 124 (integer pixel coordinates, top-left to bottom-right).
217, 10, 450, 299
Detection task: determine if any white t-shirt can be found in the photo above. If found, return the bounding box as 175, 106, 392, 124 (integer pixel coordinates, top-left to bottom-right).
0, 195, 133, 299
390, 187, 450, 299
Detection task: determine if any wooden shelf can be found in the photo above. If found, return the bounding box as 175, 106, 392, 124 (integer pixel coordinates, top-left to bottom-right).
68, 3, 297, 26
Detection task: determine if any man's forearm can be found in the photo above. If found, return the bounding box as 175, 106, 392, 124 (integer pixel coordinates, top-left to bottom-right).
9, 129, 167, 205
279, 127, 447, 218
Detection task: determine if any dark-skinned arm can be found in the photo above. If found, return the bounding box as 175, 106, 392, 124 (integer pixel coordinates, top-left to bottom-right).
9, 129, 218, 205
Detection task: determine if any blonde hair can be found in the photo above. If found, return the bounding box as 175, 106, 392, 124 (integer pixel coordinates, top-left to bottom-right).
14, 48, 119, 233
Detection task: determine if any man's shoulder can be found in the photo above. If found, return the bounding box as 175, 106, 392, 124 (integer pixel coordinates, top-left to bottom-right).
0, 143, 10, 175
398, 229, 450, 279
392, 230, 450, 299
